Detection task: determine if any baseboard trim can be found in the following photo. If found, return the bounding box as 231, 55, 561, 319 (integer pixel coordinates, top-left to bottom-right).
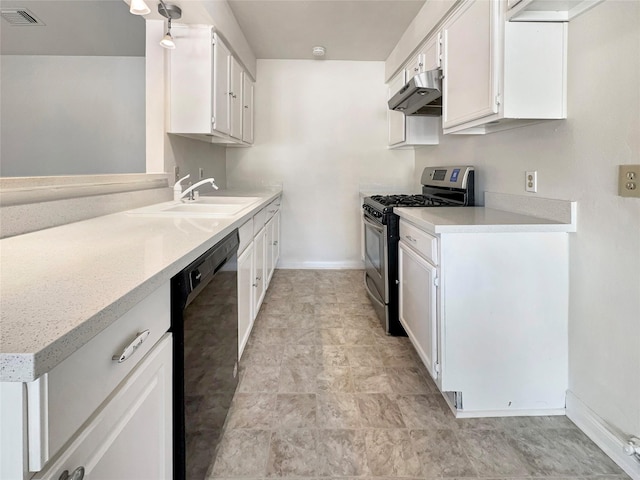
566, 390, 640, 480
277, 261, 364, 269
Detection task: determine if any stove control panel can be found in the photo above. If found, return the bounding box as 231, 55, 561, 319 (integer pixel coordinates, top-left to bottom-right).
362, 204, 384, 220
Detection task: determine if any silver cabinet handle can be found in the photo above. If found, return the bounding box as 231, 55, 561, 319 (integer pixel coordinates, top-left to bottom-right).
59, 467, 85, 480
273, 240, 278, 246
405, 235, 417, 243
112, 330, 150, 363
252, 283, 258, 287
256, 276, 261, 281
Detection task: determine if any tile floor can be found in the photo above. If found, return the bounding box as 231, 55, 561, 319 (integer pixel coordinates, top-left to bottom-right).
203, 269, 629, 480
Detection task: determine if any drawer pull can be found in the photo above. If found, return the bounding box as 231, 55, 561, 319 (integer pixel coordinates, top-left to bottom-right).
273, 240, 278, 246
112, 330, 150, 363
59, 467, 85, 480
405, 235, 417, 243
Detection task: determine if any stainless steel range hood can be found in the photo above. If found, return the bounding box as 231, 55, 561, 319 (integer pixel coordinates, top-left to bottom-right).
388, 69, 442, 116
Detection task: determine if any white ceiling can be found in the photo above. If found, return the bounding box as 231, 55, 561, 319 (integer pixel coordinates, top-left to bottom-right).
0, 0, 145, 56
0, 0, 425, 60
227, 0, 426, 61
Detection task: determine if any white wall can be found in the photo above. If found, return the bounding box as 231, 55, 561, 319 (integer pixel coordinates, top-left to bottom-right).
226, 59, 414, 268
414, 0, 640, 447
0, 55, 145, 176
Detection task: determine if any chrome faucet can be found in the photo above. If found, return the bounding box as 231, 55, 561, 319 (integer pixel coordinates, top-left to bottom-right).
178, 177, 219, 201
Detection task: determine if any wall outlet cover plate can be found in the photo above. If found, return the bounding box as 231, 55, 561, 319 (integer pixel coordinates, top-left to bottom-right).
619, 165, 640, 198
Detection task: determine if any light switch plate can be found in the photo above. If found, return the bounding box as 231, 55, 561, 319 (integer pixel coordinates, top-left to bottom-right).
619, 165, 640, 198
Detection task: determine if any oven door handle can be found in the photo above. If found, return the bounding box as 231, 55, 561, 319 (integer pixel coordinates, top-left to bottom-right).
363, 214, 384, 232
363, 272, 385, 308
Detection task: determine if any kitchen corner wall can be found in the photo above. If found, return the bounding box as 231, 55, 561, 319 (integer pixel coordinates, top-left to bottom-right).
414, 0, 640, 455
226, 59, 414, 268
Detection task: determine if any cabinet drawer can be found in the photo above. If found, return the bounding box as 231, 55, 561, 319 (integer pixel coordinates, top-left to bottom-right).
253, 207, 267, 235
399, 220, 438, 264
27, 283, 170, 471
238, 218, 254, 254
265, 197, 281, 221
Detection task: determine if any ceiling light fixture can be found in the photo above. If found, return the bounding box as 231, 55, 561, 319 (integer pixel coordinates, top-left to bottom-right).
129, 0, 150, 15
158, 1, 181, 50
312, 46, 326, 58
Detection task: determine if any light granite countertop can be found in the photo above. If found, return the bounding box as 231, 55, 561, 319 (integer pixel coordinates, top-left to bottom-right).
0, 189, 281, 382
395, 206, 576, 235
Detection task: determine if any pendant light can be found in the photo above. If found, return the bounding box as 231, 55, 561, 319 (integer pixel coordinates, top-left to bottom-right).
158, 1, 181, 50
129, 0, 150, 15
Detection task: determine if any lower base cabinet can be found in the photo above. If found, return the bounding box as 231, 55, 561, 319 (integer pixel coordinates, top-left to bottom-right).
398, 217, 568, 417
238, 197, 282, 359
238, 242, 254, 358
33, 334, 173, 480
398, 240, 438, 381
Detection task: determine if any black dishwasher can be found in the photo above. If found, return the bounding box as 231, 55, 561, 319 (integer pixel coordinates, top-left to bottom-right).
171, 229, 239, 480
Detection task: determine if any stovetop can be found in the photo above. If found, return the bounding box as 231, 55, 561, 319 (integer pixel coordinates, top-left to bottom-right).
369, 194, 447, 208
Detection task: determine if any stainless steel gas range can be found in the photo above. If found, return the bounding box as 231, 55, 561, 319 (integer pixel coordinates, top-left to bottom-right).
362, 166, 475, 335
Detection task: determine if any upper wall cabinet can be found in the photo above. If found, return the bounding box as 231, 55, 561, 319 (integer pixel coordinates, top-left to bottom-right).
441, 0, 567, 134
169, 26, 254, 146
507, 0, 604, 21
242, 73, 255, 144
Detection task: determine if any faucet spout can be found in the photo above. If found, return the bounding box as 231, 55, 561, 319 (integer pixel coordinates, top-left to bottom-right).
178, 178, 219, 201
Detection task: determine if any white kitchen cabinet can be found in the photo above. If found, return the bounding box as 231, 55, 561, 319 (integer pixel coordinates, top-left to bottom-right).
272, 209, 281, 266
387, 70, 439, 148
404, 33, 441, 81
169, 26, 253, 145
32, 335, 173, 480
238, 240, 254, 358
229, 56, 243, 140
507, 0, 603, 21
398, 240, 438, 381
398, 217, 568, 417
242, 72, 255, 144
253, 226, 267, 314
238, 198, 281, 358
441, 0, 567, 134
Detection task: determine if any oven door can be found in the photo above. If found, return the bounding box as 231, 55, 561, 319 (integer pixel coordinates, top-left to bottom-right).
362, 212, 387, 304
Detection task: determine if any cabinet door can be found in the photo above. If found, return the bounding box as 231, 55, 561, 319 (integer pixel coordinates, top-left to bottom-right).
442, 0, 499, 129
230, 56, 243, 140
265, 218, 275, 284
253, 227, 266, 316
212, 34, 231, 135
238, 243, 254, 358
273, 210, 281, 266
388, 70, 406, 146
398, 242, 438, 381
32, 335, 172, 480
421, 33, 441, 72
404, 53, 422, 82
242, 73, 254, 144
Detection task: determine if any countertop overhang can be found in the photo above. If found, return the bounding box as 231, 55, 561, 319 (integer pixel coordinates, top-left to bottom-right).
395, 205, 577, 234
0, 189, 282, 382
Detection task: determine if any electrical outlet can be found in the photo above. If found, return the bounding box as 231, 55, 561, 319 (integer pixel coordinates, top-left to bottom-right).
174, 166, 180, 183
199, 168, 204, 180
526, 171, 537, 193
619, 165, 640, 198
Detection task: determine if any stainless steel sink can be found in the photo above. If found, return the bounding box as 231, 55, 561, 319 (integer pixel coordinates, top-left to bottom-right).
127, 196, 262, 218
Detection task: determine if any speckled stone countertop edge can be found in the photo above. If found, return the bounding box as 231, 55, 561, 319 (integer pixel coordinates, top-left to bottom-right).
0, 190, 282, 383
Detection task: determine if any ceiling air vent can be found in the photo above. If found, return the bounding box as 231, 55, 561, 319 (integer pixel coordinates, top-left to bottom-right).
1, 8, 45, 26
